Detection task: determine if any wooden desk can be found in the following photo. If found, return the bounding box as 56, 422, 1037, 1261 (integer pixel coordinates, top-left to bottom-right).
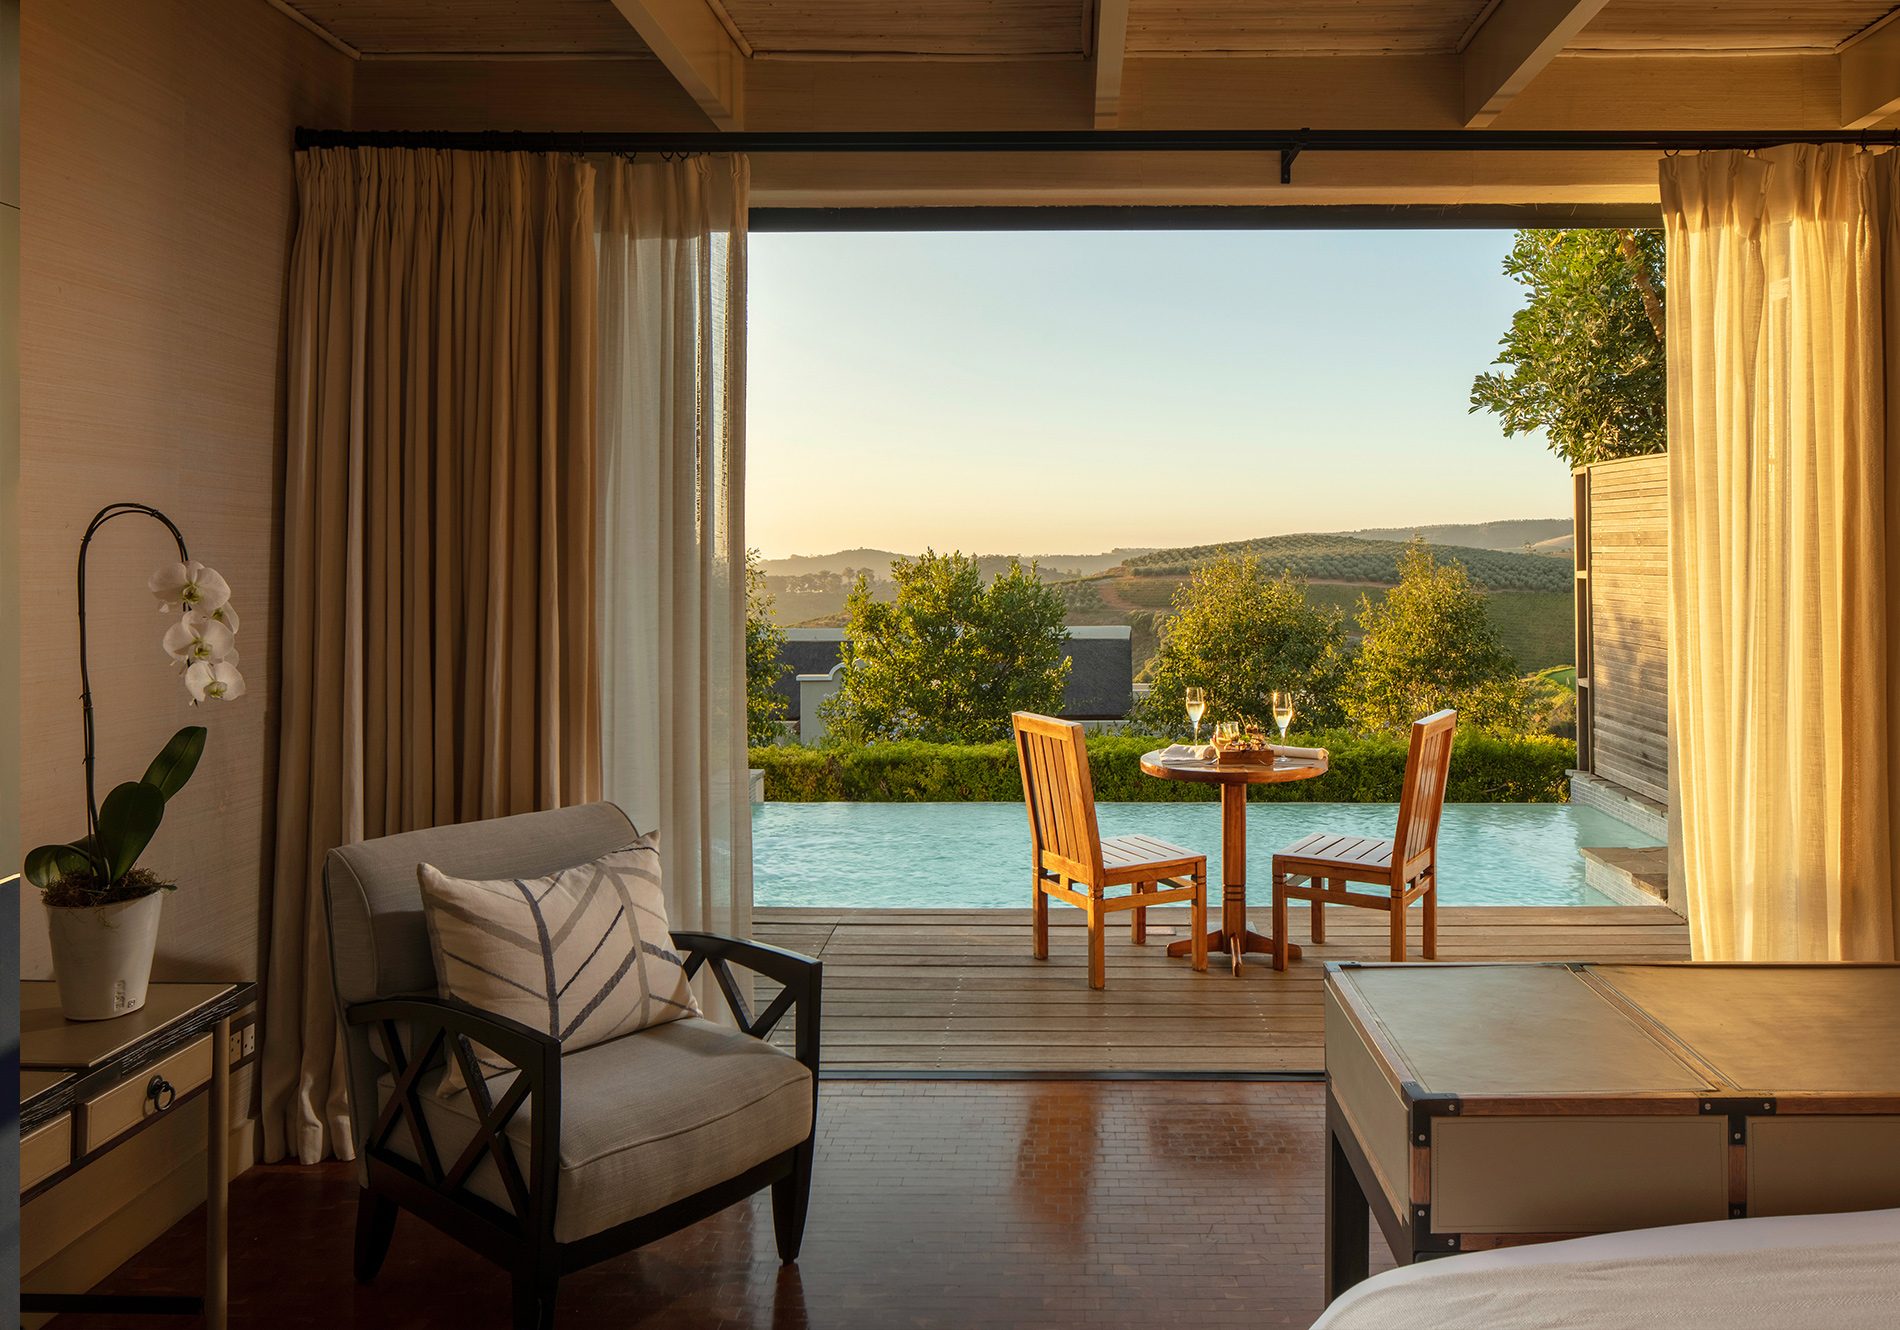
1324, 961, 1900, 1302
20, 979, 256, 1328
1138, 749, 1328, 973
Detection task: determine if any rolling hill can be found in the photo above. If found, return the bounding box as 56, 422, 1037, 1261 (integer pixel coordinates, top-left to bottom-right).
1119, 531, 1573, 593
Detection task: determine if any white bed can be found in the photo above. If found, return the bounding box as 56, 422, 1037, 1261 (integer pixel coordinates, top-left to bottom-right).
1313, 1209, 1900, 1330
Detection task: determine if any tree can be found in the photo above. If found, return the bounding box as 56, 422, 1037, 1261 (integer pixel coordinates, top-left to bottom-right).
822, 551, 1070, 744
745, 550, 790, 746
1470, 228, 1666, 468
1135, 555, 1348, 735
1344, 542, 1526, 735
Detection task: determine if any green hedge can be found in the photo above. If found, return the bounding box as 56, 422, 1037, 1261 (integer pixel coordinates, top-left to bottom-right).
751, 730, 1575, 804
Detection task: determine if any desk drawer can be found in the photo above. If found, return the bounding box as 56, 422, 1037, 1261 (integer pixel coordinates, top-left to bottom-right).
80, 1035, 214, 1151
22, 1114, 72, 1192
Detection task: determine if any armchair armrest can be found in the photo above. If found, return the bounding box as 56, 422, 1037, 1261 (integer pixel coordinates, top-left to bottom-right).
347, 995, 560, 1230
671, 931, 823, 1080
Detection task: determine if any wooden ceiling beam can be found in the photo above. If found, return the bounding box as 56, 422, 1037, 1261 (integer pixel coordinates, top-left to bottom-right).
1092, 0, 1130, 129
608, 0, 745, 130
1841, 18, 1900, 129
1461, 0, 1614, 128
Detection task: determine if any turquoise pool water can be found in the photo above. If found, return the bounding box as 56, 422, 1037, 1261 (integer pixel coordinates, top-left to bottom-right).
752, 802, 1658, 909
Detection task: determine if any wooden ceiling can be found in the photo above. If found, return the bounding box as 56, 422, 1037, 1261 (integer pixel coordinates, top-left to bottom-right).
278, 0, 651, 55
280, 0, 1900, 59
1578, 1, 1900, 52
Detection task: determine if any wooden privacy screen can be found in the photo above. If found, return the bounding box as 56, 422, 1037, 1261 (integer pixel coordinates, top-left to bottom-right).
1574, 455, 1668, 805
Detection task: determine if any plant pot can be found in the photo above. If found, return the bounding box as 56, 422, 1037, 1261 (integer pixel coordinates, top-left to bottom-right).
45, 891, 165, 1021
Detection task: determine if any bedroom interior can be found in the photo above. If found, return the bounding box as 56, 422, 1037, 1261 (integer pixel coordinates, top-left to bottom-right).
5, 1, 1900, 1327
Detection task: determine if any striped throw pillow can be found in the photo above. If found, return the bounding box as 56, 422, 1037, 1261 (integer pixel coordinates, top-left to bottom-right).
417, 834, 700, 1094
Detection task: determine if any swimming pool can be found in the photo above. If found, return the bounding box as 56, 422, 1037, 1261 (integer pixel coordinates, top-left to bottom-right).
752, 801, 1658, 909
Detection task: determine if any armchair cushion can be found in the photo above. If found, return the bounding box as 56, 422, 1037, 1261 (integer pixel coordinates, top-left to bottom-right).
417, 836, 700, 1093
378, 1016, 813, 1243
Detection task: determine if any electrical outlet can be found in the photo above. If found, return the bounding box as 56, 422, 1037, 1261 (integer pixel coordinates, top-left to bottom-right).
229, 1028, 244, 1065
242, 1025, 257, 1057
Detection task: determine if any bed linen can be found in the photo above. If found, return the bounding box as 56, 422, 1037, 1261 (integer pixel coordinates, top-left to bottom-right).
1313, 1209, 1900, 1329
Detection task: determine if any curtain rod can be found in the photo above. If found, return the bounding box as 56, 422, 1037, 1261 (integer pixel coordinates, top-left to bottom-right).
297, 127, 1900, 155
295, 127, 1900, 184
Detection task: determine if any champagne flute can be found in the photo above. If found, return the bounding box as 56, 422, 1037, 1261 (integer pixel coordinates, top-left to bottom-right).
1185, 688, 1206, 744
1271, 690, 1295, 742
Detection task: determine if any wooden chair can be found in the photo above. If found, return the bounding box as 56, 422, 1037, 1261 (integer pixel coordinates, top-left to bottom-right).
1271, 709, 1457, 968
1013, 712, 1208, 989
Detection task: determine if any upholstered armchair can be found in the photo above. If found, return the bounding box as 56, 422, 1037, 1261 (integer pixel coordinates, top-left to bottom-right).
321, 803, 821, 1330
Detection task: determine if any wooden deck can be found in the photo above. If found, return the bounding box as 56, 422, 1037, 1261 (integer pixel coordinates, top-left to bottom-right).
754, 904, 1691, 1074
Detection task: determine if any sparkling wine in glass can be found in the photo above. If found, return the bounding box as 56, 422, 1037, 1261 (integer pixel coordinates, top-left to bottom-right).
1185, 688, 1206, 744
1271, 690, 1295, 741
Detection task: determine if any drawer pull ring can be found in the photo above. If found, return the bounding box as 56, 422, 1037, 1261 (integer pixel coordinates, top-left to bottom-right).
147, 1076, 176, 1112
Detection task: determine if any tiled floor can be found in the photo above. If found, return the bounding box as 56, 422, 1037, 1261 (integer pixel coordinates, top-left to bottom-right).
48, 1081, 1394, 1330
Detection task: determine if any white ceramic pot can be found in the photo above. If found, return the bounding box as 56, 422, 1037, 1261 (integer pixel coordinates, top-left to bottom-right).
46, 891, 165, 1021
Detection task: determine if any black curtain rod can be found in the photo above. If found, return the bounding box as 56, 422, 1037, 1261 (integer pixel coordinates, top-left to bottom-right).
296, 127, 1900, 156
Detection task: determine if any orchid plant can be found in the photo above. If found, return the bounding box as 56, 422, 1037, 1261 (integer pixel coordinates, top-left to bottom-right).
25, 504, 246, 905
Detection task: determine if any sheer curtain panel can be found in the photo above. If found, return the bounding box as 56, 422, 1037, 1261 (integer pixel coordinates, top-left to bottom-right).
263, 149, 602, 1163
1661, 146, 1900, 961
595, 155, 752, 951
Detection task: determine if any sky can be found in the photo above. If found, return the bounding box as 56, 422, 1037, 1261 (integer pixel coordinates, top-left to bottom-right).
747, 228, 1565, 560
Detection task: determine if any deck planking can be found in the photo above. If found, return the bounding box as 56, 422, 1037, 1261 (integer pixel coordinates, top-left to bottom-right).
753, 905, 1691, 1073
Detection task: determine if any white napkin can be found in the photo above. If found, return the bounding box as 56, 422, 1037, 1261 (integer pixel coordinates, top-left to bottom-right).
1272, 744, 1330, 763
1159, 743, 1217, 764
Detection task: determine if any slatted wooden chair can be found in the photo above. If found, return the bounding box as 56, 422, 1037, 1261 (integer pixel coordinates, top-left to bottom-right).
1271, 709, 1457, 968
1012, 712, 1209, 989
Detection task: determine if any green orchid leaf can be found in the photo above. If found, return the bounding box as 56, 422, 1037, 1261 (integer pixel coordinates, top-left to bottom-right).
97, 781, 166, 885
25, 842, 95, 889
141, 726, 208, 802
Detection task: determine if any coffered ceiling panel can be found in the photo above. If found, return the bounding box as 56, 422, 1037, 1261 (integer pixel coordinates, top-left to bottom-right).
1124, 1, 1495, 55
282, 0, 652, 55
712, 1, 1091, 56
1578, 1, 1900, 51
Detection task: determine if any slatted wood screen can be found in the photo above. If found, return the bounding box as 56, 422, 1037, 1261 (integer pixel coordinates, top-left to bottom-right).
1576, 455, 1669, 805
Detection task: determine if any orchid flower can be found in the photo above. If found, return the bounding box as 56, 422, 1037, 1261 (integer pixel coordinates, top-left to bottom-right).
208, 602, 240, 635
163, 611, 237, 670
184, 660, 246, 705
148, 560, 231, 614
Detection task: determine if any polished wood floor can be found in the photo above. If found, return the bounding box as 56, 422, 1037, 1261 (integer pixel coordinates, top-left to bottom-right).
46, 1081, 1395, 1330
755, 905, 1691, 1073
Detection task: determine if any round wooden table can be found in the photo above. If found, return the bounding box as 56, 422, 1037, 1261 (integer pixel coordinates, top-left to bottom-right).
1138, 748, 1330, 974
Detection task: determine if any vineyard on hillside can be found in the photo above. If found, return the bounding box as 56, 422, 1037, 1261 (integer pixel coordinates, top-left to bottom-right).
1122, 532, 1573, 593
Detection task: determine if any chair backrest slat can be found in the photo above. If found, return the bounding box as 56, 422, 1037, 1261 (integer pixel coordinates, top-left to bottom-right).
1013, 712, 1103, 884
1392, 710, 1457, 877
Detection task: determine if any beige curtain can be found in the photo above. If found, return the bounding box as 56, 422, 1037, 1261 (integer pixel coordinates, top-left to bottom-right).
263, 148, 603, 1163
1661, 146, 1900, 961
595, 154, 752, 945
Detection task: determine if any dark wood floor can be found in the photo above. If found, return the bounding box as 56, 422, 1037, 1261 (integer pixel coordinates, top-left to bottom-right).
46, 1081, 1394, 1330
755, 905, 1691, 1073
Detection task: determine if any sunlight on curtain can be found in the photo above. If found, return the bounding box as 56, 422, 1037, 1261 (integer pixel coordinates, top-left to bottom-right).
596, 154, 752, 946
1661, 145, 1900, 961
263, 148, 602, 1162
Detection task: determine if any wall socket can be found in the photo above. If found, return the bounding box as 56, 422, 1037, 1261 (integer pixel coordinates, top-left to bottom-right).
229, 1024, 258, 1065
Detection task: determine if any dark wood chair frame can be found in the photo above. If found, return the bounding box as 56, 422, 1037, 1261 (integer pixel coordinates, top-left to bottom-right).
348, 932, 822, 1330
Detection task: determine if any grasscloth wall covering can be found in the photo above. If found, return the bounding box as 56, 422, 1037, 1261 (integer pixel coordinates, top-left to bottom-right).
17, 0, 351, 1297
264, 147, 602, 1164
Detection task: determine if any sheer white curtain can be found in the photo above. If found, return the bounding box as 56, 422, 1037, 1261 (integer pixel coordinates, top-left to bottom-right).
595, 153, 752, 945
1661, 145, 1900, 961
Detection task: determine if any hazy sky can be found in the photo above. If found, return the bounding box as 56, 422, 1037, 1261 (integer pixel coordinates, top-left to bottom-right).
747, 229, 1566, 559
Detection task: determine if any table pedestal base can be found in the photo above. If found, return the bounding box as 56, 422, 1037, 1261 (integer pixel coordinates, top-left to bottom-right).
1168, 927, 1302, 974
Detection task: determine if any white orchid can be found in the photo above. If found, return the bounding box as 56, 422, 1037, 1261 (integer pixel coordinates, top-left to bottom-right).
148, 560, 231, 614
163, 611, 237, 669
208, 602, 240, 635
184, 660, 246, 705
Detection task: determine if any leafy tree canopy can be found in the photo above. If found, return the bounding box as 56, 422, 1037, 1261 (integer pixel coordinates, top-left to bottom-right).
745, 550, 791, 746
1471, 228, 1666, 468
822, 550, 1070, 745
1135, 555, 1349, 735
1344, 542, 1526, 735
